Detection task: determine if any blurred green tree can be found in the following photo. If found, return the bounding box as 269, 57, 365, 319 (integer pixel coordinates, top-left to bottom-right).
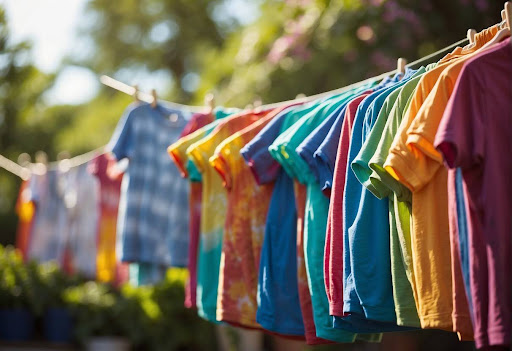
0, 0, 506, 242
0, 7, 56, 244
73, 0, 239, 102
194, 0, 504, 106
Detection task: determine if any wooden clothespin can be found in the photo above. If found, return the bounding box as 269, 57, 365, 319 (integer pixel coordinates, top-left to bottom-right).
204, 92, 215, 114
57, 151, 71, 173
34, 150, 48, 175
397, 58, 407, 79
17, 153, 32, 180
17, 153, 31, 168
132, 84, 140, 102
151, 89, 158, 108
505, 1, 512, 30
467, 29, 476, 44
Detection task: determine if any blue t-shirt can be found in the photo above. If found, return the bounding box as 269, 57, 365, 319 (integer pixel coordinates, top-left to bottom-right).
296, 104, 349, 184
336, 71, 418, 332
241, 106, 307, 335
109, 102, 190, 267
455, 168, 473, 316
312, 77, 394, 193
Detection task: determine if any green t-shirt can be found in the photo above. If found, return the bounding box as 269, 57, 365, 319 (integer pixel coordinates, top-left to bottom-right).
363, 66, 436, 327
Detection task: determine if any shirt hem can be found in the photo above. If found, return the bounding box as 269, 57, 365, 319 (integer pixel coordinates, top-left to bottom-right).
256, 314, 305, 336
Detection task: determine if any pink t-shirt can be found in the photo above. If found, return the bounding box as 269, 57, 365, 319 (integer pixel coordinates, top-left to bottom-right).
435, 38, 512, 349
88, 153, 128, 286
325, 94, 369, 316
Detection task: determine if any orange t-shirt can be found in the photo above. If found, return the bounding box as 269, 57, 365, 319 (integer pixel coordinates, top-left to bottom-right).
384, 26, 498, 333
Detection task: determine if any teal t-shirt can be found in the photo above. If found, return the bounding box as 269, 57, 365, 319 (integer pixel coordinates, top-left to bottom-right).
270, 83, 382, 342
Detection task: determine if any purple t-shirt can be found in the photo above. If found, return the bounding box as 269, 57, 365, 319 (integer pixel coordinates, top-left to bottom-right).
435, 38, 512, 349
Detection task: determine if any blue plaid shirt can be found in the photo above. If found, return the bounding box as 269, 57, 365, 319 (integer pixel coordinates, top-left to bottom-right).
109, 102, 191, 267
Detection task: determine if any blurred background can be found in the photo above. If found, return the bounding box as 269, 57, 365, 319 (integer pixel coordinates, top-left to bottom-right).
0, 0, 505, 349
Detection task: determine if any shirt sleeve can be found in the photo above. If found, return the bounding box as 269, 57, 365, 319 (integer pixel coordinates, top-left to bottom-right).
434, 67, 485, 169
240, 113, 286, 185
108, 105, 137, 161
384, 81, 431, 193
168, 128, 207, 178
187, 135, 214, 175
297, 105, 345, 185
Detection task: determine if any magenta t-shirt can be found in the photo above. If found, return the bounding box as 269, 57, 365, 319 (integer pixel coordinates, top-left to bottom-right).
435, 38, 512, 349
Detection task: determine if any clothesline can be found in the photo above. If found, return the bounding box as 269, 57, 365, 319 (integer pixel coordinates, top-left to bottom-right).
0, 36, 469, 180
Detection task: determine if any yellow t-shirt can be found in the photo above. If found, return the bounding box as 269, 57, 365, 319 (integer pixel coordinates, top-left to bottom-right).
383, 25, 498, 332
167, 120, 221, 178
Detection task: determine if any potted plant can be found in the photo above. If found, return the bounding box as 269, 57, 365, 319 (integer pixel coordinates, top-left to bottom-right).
63, 281, 131, 351
35, 262, 79, 343
0, 246, 36, 341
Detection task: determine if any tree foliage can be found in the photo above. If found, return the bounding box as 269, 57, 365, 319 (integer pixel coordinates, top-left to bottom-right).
0, 0, 505, 242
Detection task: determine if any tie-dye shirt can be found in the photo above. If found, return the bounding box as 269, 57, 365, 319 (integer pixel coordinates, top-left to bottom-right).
168, 112, 215, 308
210, 106, 291, 328
187, 109, 269, 322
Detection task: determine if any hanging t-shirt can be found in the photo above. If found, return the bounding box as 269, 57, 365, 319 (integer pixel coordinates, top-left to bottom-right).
61, 164, 100, 278
168, 111, 215, 308
334, 71, 421, 333
446, 169, 474, 331
350, 67, 425, 328
325, 77, 397, 319
15, 180, 35, 260
211, 106, 290, 328
366, 68, 432, 327
434, 38, 512, 349
325, 93, 369, 317
187, 109, 269, 323
27, 170, 68, 266
255, 101, 330, 336
88, 153, 125, 284
293, 93, 367, 342
129, 262, 168, 286
383, 27, 497, 332
109, 102, 190, 268
341, 70, 412, 322
454, 169, 473, 316
241, 106, 324, 343
293, 181, 331, 345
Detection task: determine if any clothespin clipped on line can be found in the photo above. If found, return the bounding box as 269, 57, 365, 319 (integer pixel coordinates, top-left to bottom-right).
397, 57, 407, 80
132, 84, 140, 102
33, 150, 48, 175
57, 150, 71, 173
17, 153, 31, 180
151, 89, 158, 108
505, 2, 512, 30
467, 29, 476, 44
253, 97, 263, 112
204, 92, 215, 115
17, 153, 31, 168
